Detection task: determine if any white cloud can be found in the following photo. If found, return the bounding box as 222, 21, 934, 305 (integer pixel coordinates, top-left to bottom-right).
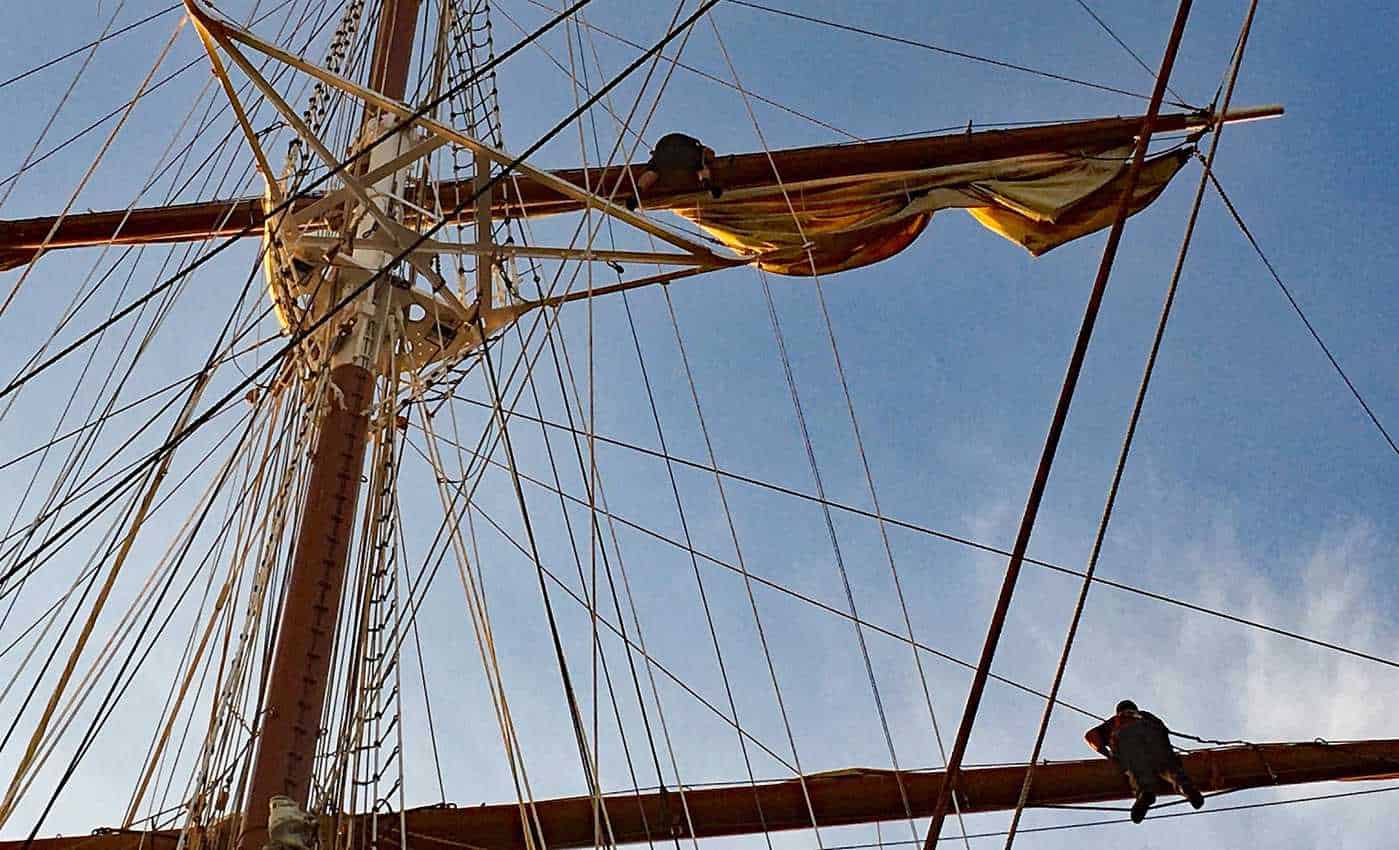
1213, 521, 1394, 741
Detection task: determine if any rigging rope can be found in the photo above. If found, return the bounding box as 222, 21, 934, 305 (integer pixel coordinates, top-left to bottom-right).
922, 4, 1195, 844
123, 390, 293, 825
812, 783, 1399, 848
706, 14, 945, 845
0, 76, 286, 765
0, 0, 317, 199
473, 319, 610, 824
0, 0, 636, 609
723, 0, 1195, 107
411, 423, 1108, 721
9, 396, 276, 843
1070, 0, 1188, 105
556, 14, 747, 841
369, 7, 727, 841
0, 0, 598, 406
455, 497, 803, 776
1203, 166, 1399, 457
556, 21, 683, 845
1000, 2, 1260, 845
0, 15, 187, 331
552, 6, 783, 846
517, 0, 860, 140
440, 397, 1399, 677
0, 13, 305, 549
660, 248, 823, 850
0, 0, 131, 217
0, 4, 181, 91
419, 410, 549, 850
0, 154, 282, 825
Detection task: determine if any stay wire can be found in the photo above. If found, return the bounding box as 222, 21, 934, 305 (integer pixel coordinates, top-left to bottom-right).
373, 0, 730, 810
922, 3, 1195, 841
446, 395, 1399, 676
561, 18, 608, 826
461, 0, 723, 824
1001, 2, 1259, 846
0, 397, 257, 793
528, 25, 665, 842
1, 0, 304, 201
0, 4, 181, 91
0, 0, 326, 194
0, 237, 273, 595
706, 14, 932, 844
411, 420, 1107, 723
0, 57, 201, 192
0, 0, 131, 216
660, 266, 817, 847
0, 0, 599, 405
0, 0, 605, 598
1, 0, 318, 401
396, 524, 447, 804
16, 399, 276, 846
1070, 0, 1187, 105
537, 310, 683, 850
0, 401, 249, 591
613, 15, 823, 834
723, 0, 1196, 108
455, 495, 803, 776
0, 28, 295, 624
569, 16, 696, 842
0, 121, 275, 805
471, 319, 609, 811
391, 0, 737, 645
818, 783, 1399, 848
518, 0, 860, 140
1202, 166, 1398, 456
0, 334, 279, 476
564, 14, 720, 843
425, 9, 755, 833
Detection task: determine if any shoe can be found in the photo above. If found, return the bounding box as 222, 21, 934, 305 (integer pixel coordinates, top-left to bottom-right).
1187, 787, 1204, 809
1130, 793, 1155, 824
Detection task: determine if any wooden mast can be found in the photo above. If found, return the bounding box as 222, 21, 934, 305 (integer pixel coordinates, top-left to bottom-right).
236, 4, 422, 849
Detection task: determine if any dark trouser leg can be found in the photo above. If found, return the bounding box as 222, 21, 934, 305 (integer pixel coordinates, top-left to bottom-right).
1163, 767, 1205, 809
1125, 771, 1156, 823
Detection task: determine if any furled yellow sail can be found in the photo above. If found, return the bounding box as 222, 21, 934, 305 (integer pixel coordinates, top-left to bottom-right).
672, 145, 1190, 275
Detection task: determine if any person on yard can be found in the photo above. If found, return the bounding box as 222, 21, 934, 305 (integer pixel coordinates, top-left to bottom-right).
1085, 699, 1205, 823
626, 132, 722, 209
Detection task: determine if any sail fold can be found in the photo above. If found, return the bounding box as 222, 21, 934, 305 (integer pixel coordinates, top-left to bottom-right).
675, 145, 1191, 275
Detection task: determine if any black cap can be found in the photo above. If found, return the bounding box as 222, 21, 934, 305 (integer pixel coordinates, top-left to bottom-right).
1116, 699, 1138, 713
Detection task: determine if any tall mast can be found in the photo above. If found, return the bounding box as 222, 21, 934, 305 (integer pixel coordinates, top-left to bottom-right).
239, 4, 422, 849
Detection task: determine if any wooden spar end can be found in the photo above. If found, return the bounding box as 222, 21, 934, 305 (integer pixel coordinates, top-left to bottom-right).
1216, 103, 1285, 125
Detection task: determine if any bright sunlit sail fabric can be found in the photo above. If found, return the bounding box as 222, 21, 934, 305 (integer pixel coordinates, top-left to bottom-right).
673, 145, 1190, 275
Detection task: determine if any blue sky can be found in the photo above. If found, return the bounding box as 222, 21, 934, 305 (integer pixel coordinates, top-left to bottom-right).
0, 2, 1395, 849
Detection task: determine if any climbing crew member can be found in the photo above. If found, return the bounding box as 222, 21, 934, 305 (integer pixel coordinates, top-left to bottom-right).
627, 132, 723, 209
1085, 699, 1205, 823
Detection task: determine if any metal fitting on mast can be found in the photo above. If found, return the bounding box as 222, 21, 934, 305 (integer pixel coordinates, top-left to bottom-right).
265, 797, 318, 850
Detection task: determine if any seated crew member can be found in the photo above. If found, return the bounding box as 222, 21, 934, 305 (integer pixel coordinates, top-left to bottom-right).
1085, 699, 1205, 823
626, 132, 723, 209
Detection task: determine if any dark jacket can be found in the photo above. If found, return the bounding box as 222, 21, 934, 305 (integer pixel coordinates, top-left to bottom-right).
1085, 710, 1170, 759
